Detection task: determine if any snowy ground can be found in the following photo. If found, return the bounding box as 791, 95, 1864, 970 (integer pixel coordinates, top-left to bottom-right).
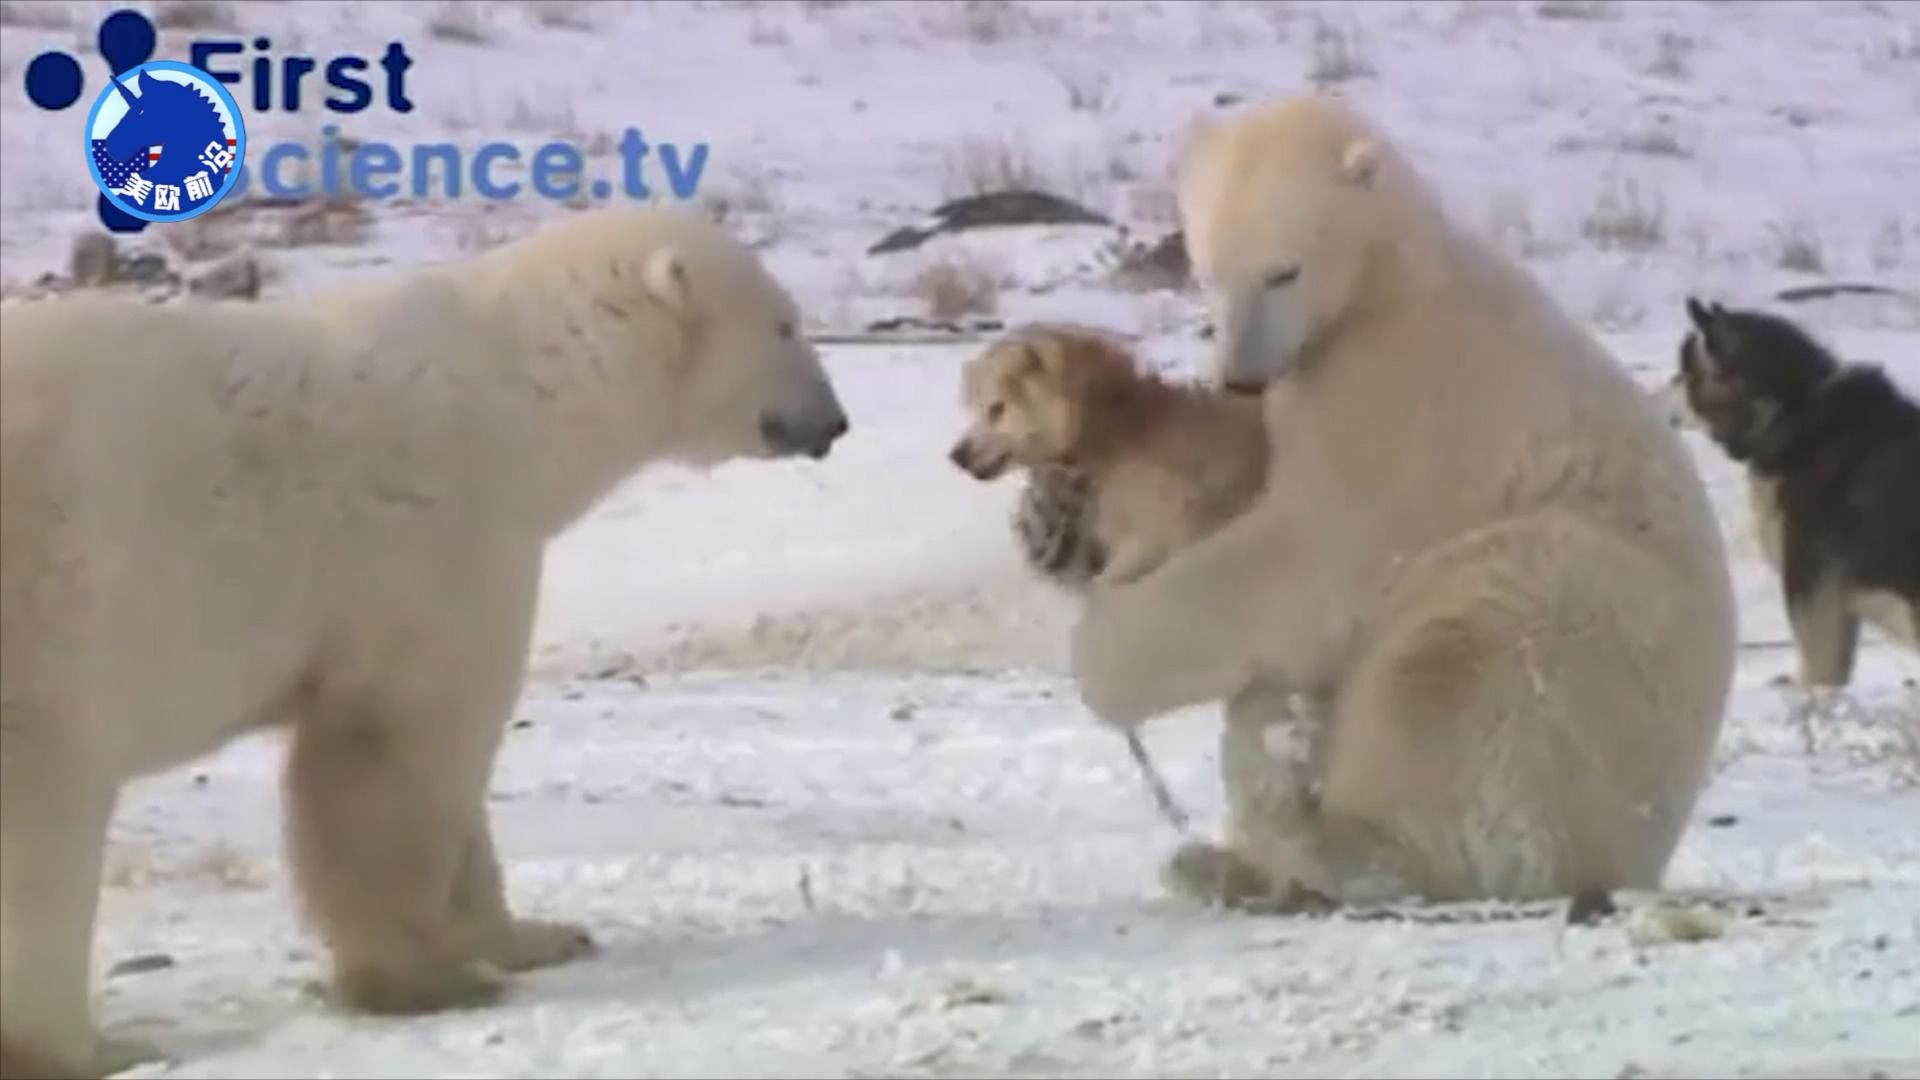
4, 1, 1920, 1077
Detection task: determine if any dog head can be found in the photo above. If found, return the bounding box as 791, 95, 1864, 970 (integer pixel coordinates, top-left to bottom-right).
948, 326, 1141, 480
1675, 296, 1839, 463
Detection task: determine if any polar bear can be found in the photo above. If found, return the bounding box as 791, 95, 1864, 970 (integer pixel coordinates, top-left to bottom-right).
0, 206, 848, 1079
1066, 96, 1739, 910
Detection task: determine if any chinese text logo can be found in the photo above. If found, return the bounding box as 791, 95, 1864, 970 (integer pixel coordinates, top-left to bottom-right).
86, 60, 246, 224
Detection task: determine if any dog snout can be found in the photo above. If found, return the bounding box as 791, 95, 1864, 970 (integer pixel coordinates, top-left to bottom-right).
759, 407, 849, 460
947, 435, 1007, 480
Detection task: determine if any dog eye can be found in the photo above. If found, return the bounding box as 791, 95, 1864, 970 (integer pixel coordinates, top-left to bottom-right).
988, 402, 1005, 422
1264, 266, 1301, 289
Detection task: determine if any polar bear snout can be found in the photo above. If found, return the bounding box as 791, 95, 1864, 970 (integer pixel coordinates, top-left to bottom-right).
758, 401, 849, 460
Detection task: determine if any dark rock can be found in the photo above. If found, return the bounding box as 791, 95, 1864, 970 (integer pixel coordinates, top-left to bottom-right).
868, 190, 1114, 256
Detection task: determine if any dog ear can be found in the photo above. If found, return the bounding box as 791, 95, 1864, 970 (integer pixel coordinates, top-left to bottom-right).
1021, 334, 1069, 382
1685, 296, 1718, 334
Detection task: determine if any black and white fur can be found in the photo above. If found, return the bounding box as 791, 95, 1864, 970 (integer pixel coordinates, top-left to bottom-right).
1675, 297, 1920, 691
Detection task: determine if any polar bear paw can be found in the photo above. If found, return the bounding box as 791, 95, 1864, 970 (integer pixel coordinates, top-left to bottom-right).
331, 957, 508, 1016
481, 918, 598, 973
1161, 840, 1337, 916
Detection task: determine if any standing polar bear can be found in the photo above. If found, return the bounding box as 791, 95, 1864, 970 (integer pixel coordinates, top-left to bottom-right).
0, 206, 848, 1079
1068, 96, 1738, 909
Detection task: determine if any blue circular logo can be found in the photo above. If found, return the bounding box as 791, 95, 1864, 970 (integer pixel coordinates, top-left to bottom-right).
83, 59, 246, 224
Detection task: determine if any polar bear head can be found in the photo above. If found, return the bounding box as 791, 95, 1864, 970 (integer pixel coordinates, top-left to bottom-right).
641, 231, 849, 464
634, 212, 849, 463
1176, 96, 1434, 393
522, 207, 849, 466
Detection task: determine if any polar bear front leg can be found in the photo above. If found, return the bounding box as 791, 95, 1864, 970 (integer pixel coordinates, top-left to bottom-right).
283, 560, 586, 1015
284, 708, 507, 1015
1, 737, 150, 1078
448, 815, 595, 973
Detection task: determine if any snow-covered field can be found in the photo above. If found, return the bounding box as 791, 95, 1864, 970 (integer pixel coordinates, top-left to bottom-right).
4, 1, 1919, 1076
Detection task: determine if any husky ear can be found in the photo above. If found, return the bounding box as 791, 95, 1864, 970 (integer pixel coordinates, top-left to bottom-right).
643, 248, 689, 314
1685, 296, 1716, 333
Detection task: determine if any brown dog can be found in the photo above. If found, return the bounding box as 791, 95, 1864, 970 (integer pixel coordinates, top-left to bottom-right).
949, 324, 1289, 839
949, 323, 1269, 587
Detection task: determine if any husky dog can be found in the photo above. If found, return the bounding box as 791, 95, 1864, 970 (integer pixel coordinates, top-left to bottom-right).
1675, 297, 1920, 696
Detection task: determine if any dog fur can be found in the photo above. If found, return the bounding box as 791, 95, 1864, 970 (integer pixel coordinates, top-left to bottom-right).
953, 324, 1326, 854
948, 323, 1270, 587
1676, 297, 1920, 684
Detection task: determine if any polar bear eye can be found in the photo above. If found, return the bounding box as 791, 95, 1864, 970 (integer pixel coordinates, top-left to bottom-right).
1264, 266, 1301, 290
988, 402, 1005, 423
776, 320, 796, 341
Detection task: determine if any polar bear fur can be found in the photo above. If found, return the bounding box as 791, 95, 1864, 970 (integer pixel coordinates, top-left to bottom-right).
0, 206, 848, 1079
1068, 97, 1738, 909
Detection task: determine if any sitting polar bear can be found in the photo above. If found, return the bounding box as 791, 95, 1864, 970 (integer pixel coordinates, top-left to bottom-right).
1067, 96, 1739, 910
0, 206, 848, 1079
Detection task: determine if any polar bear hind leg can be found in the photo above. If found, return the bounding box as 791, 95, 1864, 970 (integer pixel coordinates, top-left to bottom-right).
1173, 511, 1718, 909
0, 730, 151, 1078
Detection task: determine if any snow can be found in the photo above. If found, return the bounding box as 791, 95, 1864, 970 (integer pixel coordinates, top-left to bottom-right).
3, 0, 1918, 1076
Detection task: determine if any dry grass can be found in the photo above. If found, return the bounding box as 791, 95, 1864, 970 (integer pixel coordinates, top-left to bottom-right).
748, 12, 791, 47
153, 0, 236, 30
506, 95, 582, 138
1647, 31, 1694, 79
0, 0, 73, 27
1484, 189, 1562, 261
1616, 125, 1692, 158
269, 196, 373, 249
454, 215, 515, 253
924, 0, 1038, 45
1770, 220, 1826, 274
161, 207, 247, 261
1870, 219, 1905, 272
704, 165, 780, 224
1103, 149, 1143, 184
526, 0, 596, 31
1126, 178, 1180, 228
103, 841, 271, 892
941, 136, 1050, 198
1867, 24, 1920, 65
914, 257, 1000, 321
426, 2, 491, 45
1533, 0, 1615, 20
1580, 177, 1666, 252
1053, 66, 1114, 113
1876, 693, 1920, 787
1309, 18, 1376, 88
1590, 285, 1646, 331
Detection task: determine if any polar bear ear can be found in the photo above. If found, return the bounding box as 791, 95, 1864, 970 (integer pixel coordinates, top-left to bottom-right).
1339, 138, 1379, 188
643, 248, 690, 314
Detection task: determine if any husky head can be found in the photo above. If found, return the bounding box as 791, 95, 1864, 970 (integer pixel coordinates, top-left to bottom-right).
1675, 297, 1838, 463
